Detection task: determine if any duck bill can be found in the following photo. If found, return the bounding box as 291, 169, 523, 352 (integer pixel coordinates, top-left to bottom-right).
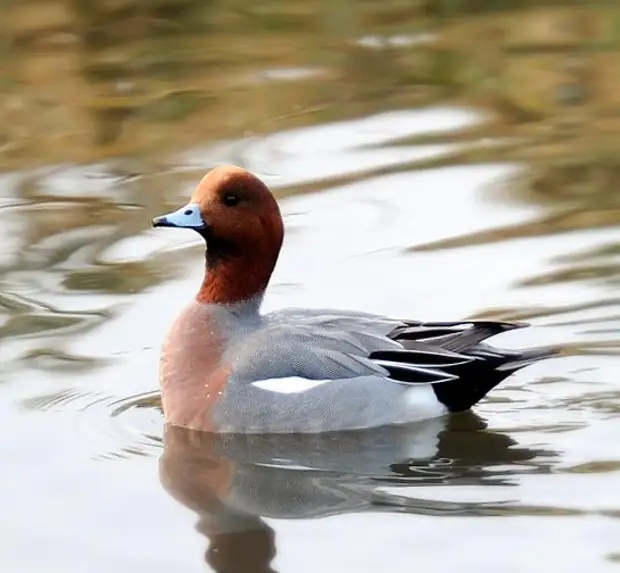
152, 203, 207, 231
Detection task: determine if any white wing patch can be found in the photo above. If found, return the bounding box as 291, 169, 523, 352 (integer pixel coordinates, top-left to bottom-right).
251, 376, 334, 394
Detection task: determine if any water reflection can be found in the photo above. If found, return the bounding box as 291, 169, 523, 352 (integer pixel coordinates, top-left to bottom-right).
5, 0, 620, 361
160, 413, 555, 571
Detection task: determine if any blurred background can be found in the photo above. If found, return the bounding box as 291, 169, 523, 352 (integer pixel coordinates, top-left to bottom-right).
2, 1, 620, 572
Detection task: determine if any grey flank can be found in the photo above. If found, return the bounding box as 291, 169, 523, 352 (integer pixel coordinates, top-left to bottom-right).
212, 306, 445, 433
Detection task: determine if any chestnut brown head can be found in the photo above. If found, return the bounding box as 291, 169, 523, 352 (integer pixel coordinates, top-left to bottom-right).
153, 166, 284, 304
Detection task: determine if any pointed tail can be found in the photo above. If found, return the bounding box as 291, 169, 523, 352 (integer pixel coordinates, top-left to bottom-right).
432, 344, 561, 413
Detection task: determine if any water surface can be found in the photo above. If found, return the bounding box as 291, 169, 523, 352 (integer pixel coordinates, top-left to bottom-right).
2, 2, 620, 572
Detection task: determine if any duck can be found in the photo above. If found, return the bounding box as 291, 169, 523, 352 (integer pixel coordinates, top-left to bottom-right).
152, 165, 556, 434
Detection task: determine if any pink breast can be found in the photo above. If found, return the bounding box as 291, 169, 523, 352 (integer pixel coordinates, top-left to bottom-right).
159, 302, 231, 432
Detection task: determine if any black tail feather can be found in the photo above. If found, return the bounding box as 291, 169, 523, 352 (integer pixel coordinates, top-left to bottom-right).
432, 345, 559, 413
386, 319, 559, 413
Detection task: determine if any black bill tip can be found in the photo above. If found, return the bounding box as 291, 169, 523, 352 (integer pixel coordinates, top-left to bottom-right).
152, 216, 171, 228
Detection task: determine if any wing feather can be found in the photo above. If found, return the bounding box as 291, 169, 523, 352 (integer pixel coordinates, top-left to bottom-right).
229, 310, 540, 396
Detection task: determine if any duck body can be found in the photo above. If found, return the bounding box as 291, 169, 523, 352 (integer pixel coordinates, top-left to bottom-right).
160, 298, 551, 434
153, 166, 555, 434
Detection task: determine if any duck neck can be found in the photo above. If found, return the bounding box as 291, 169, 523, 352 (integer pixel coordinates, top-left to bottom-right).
195, 242, 276, 307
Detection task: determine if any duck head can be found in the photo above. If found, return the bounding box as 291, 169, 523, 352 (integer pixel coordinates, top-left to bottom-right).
152, 166, 284, 306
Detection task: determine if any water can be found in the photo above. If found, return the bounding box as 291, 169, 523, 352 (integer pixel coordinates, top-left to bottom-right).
2, 2, 620, 571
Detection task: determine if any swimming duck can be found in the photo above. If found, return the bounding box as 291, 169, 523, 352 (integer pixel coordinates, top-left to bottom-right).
152, 166, 554, 434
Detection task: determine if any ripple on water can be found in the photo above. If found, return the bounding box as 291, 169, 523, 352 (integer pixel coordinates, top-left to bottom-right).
21, 389, 163, 461
4, 100, 620, 573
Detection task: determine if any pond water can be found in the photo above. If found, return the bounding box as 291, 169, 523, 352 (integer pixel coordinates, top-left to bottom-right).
2, 2, 620, 572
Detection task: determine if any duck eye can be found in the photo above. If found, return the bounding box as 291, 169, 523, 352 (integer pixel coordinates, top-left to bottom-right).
223, 193, 240, 207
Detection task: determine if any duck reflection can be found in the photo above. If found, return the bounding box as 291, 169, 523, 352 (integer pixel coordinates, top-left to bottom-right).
159, 414, 552, 573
